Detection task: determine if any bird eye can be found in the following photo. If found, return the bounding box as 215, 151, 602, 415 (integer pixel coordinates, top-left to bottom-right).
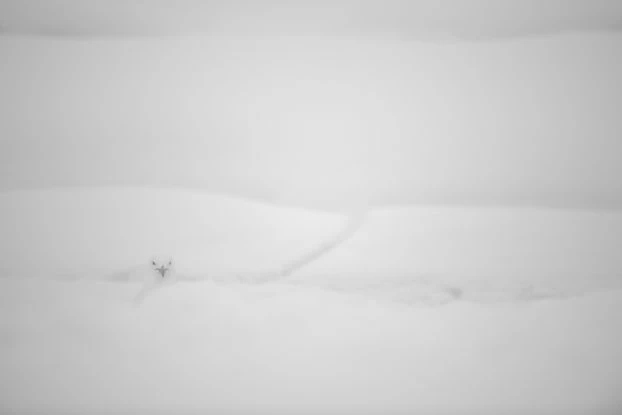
152, 260, 156, 266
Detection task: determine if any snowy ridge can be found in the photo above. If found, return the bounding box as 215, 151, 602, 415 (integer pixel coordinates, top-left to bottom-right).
0, 187, 347, 280
3, 187, 622, 306
277, 208, 368, 278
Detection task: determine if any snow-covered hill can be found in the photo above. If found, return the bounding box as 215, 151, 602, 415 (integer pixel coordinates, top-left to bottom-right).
0, 187, 350, 280
291, 205, 622, 301
2, 187, 622, 302
1, 187, 621, 413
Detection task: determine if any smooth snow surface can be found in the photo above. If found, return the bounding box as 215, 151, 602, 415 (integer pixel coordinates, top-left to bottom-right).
1, 278, 621, 415
1, 187, 622, 414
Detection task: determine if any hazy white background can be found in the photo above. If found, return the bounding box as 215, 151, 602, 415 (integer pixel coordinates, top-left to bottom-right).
1, 2, 622, 414
1, 0, 622, 209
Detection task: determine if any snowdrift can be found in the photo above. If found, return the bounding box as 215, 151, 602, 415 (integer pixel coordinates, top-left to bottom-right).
2, 187, 622, 303
292, 205, 622, 302
0, 187, 349, 281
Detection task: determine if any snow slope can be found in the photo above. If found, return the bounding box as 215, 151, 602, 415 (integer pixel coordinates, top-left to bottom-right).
1, 187, 622, 414
2, 187, 622, 301
0, 187, 353, 281
291, 205, 622, 302
1, 274, 621, 414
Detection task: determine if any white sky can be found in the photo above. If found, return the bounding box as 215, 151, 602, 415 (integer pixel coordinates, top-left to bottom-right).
1, 33, 621, 209
0, 0, 621, 38
1, 2, 621, 209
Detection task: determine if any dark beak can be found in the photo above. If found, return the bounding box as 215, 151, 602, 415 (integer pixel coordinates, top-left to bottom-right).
157, 266, 168, 278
